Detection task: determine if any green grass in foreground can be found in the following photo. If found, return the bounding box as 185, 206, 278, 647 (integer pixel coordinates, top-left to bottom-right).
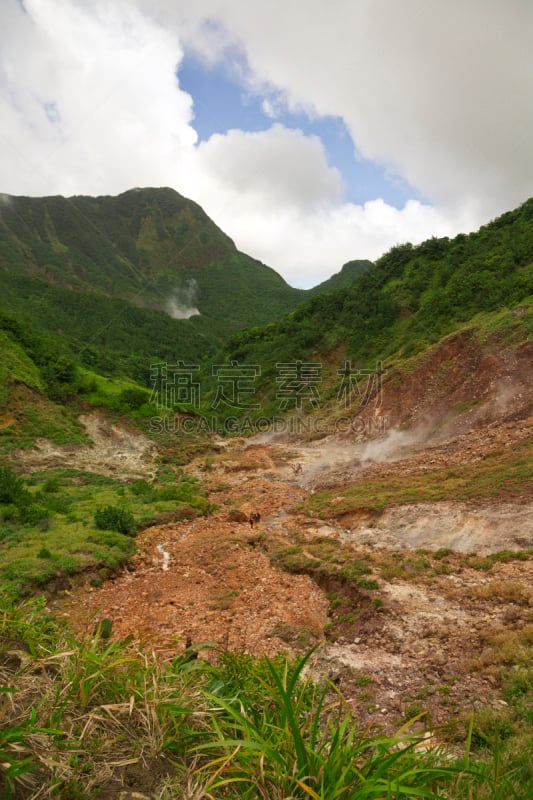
305, 437, 533, 516
0, 593, 529, 799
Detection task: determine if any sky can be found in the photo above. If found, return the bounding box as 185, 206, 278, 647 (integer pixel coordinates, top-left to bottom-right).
1, 1, 532, 289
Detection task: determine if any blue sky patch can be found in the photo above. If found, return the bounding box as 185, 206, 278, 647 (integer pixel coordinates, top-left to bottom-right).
178, 52, 425, 209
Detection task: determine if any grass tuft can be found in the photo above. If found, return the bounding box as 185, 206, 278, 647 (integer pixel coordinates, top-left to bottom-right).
0, 592, 530, 798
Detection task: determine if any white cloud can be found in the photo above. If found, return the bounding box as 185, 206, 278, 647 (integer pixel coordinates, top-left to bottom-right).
175, 126, 470, 287
176, 0, 533, 218
261, 98, 279, 119
0, 0, 196, 196
1, 0, 532, 288
194, 125, 343, 211
195, 195, 464, 289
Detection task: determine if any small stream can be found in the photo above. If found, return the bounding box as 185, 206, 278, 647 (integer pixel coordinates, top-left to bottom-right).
156, 543, 171, 571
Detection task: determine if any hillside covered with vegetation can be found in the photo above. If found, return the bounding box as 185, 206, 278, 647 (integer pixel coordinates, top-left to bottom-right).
0, 187, 304, 317
205, 197, 533, 416
0, 187, 310, 380
1, 191, 532, 799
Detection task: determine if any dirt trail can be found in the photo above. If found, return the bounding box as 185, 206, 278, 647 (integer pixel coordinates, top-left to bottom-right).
55, 445, 328, 658
52, 431, 533, 731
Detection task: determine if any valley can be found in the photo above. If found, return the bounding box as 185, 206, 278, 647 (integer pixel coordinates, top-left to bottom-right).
49, 406, 533, 735
1, 188, 532, 797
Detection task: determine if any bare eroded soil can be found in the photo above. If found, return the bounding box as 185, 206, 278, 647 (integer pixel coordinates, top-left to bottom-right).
51, 421, 533, 732
16, 411, 158, 479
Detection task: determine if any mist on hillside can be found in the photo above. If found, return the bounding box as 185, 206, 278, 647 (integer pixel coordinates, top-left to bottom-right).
165, 279, 200, 319
263, 424, 435, 489
360, 424, 433, 463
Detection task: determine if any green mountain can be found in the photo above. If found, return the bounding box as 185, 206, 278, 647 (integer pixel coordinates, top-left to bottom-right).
0, 187, 311, 379
207, 197, 533, 415
307, 259, 371, 296
0, 186, 303, 317
4, 187, 532, 437
0, 186, 377, 441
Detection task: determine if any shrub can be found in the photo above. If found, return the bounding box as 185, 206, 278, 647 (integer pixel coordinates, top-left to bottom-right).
19, 504, 49, 527
0, 466, 31, 506
94, 506, 136, 536
0, 503, 18, 522
42, 476, 60, 493
130, 479, 153, 496
356, 577, 379, 590
118, 387, 150, 411
0, 467, 50, 528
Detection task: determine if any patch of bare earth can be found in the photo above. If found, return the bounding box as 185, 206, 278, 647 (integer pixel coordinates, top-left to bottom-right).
52, 427, 533, 733
308, 558, 532, 731
16, 411, 157, 479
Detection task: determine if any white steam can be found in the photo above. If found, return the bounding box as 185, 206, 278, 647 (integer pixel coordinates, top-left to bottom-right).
488, 379, 522, 416
165, 279, 200, 319
360, 425, 431, 464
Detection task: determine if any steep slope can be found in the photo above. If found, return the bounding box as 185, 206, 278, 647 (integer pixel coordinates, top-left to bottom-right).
307, 258, 371, 296
210, 197, 533, 415
0, 188, 307, 365
0, 187, 302, 315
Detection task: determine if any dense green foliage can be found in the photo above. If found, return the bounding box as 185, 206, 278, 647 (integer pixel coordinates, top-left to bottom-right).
0, 272, 217, 383
0, 312, 78, 399
0, 187, 233, 294
0, 465, 48, 528
0, 465, 31, 505
211, 198, 533, 411
307, 258, 372, 296
94, 504, 136, 536
0, 188, 307, 376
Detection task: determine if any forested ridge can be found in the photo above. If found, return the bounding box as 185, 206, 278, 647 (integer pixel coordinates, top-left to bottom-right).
222, 197, 533, 369
1, 193, 533, 800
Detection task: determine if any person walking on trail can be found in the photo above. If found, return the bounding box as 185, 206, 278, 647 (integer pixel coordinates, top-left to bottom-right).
249, 513, 255, 528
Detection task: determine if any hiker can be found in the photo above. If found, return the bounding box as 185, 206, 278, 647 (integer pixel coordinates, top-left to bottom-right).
249, 513, 255, 528
175, 636, 197, 664
185, 636, 197, 658
254, 511, 261, 524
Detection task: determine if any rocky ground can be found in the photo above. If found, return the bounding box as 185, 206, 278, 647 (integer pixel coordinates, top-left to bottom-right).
16, 411, 158, 479
51, 417, 533, 735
